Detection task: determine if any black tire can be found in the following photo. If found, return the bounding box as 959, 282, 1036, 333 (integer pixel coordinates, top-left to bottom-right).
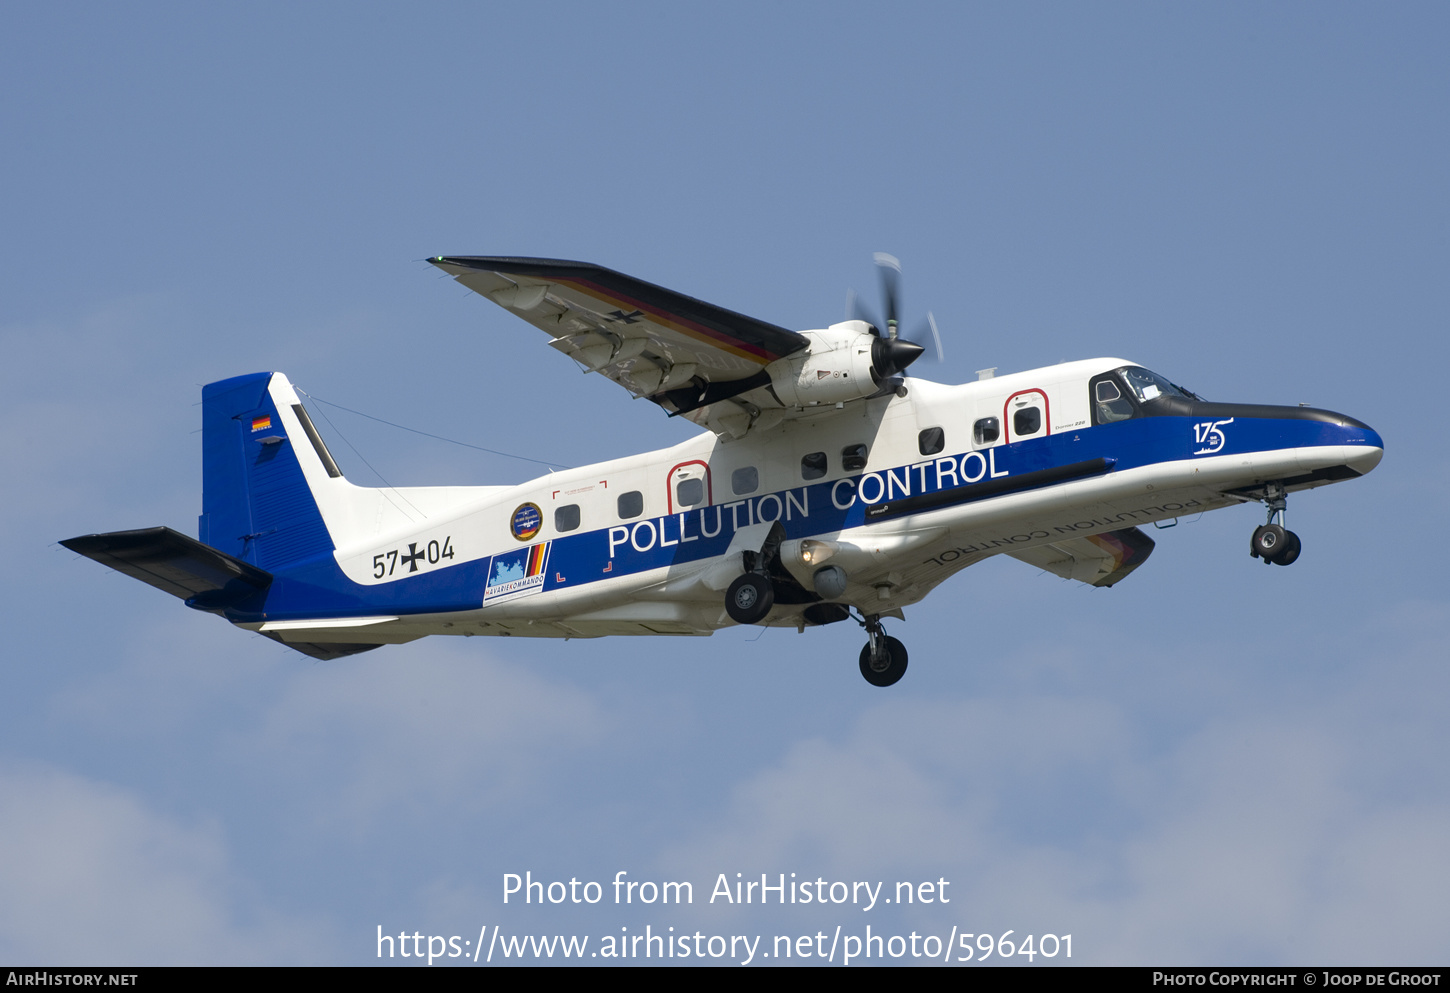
858, 636, 908, 687
725, 573, 774, 624
1272, 530, 1302, 566
1251, 524, 1287, 560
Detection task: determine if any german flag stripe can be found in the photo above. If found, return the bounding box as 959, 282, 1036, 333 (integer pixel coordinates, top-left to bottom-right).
551, 276, 776, 364
431, 257, 807, 367
526, 543, 547, 577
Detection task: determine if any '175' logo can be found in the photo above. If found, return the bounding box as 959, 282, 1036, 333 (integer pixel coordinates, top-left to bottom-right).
1192, 418, 1234, 455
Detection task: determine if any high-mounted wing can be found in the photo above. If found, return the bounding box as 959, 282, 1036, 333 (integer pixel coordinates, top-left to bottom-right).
429, 256, 809, 416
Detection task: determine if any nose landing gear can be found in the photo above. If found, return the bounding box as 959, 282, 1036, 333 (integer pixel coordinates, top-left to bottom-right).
856, 612, 908, 687
1250, 482, 1302, 566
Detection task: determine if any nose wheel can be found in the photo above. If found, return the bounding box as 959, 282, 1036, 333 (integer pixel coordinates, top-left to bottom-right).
856, 613, 908, 687
1249, 482, 1302, 566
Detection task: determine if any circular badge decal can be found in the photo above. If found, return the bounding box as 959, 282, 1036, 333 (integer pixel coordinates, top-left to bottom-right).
510, 502, 543, 541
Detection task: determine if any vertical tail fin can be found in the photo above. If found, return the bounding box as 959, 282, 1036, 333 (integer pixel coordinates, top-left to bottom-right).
199, 372, 343, 569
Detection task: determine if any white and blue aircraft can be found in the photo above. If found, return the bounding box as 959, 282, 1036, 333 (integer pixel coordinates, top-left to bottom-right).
62, 256, 1383, 685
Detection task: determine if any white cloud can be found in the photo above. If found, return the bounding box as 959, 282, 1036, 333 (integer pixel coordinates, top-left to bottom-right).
655, 627, 1450, 964
0, 762, 332, 964
248, 641, 609, 826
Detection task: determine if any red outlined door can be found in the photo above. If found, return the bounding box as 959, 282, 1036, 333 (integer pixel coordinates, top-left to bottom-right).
1004, 389, 1050, 443
666, 460, 712, 513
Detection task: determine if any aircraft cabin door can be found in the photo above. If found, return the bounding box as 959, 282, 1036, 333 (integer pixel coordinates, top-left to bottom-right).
667, 460, 712, 514
1005, 389, 1050, 443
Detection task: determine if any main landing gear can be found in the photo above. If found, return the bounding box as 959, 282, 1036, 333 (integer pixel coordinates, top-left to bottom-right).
725, 572, 774, 624
1250, 482, 1302, 566
722, 543, 909, 685
857, 612, 908, 687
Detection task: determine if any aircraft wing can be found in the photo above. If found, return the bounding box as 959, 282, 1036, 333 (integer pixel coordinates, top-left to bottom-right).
429, 256, 809, 416
1007, 526, 1156, 588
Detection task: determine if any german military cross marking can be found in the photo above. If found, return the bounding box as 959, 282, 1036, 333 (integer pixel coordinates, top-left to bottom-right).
400, 544, 425, 572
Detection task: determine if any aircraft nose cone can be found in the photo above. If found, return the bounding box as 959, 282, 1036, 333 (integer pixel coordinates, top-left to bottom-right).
872, 337, 926, 378
1348, 446, 1383, 476
1346, 424, 1384, 476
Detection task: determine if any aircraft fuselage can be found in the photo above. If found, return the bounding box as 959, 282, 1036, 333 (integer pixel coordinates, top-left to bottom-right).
218, 357, 1380, 649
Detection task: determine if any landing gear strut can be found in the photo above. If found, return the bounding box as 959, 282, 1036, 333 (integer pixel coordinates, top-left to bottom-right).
856, 613, 908, 687
1250, 482, 1302, 566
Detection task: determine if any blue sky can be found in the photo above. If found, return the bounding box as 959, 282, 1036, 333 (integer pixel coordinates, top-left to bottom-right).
3, 2, 1447, 965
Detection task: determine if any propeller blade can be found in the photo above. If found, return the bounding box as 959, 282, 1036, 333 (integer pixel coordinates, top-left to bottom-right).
927, 311, 944, 362
873, 252, 902, 338
846, 287, 882, 333
901, 314, 945, 365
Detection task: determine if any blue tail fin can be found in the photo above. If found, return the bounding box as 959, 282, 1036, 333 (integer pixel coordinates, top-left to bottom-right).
199, 372, 337, 569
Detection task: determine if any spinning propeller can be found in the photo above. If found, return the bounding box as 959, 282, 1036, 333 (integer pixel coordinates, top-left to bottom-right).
846, 253, 944, 384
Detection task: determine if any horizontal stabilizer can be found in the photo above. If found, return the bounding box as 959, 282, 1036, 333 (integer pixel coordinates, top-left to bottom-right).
59, 526, 272, 610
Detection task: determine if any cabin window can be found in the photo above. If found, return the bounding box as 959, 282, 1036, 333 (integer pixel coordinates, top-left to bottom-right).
801, 452, 827, 480
918, 427, 944, 456
1013, 407, 1042, 436
555, 504, 581, 532
841, 444, 868, 472
676, 477, 705, 507
973, 417, 1000, 445
731, 467, 758, 495
617, 490, 643, 519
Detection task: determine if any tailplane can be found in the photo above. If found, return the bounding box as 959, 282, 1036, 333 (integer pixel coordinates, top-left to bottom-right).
59, 526, 272, 612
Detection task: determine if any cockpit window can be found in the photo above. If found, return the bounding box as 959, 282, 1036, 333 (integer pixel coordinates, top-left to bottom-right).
1091, 366, 1200, 426
1093, 377, 1135, 424
1121, 367, 1191, 403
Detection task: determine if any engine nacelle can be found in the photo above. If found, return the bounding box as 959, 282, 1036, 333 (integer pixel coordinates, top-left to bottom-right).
766, 321, 923, 408
767, 324, 878, 407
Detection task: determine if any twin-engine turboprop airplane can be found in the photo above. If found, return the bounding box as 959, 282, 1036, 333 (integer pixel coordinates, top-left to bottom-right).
62, 256, 1383, 685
